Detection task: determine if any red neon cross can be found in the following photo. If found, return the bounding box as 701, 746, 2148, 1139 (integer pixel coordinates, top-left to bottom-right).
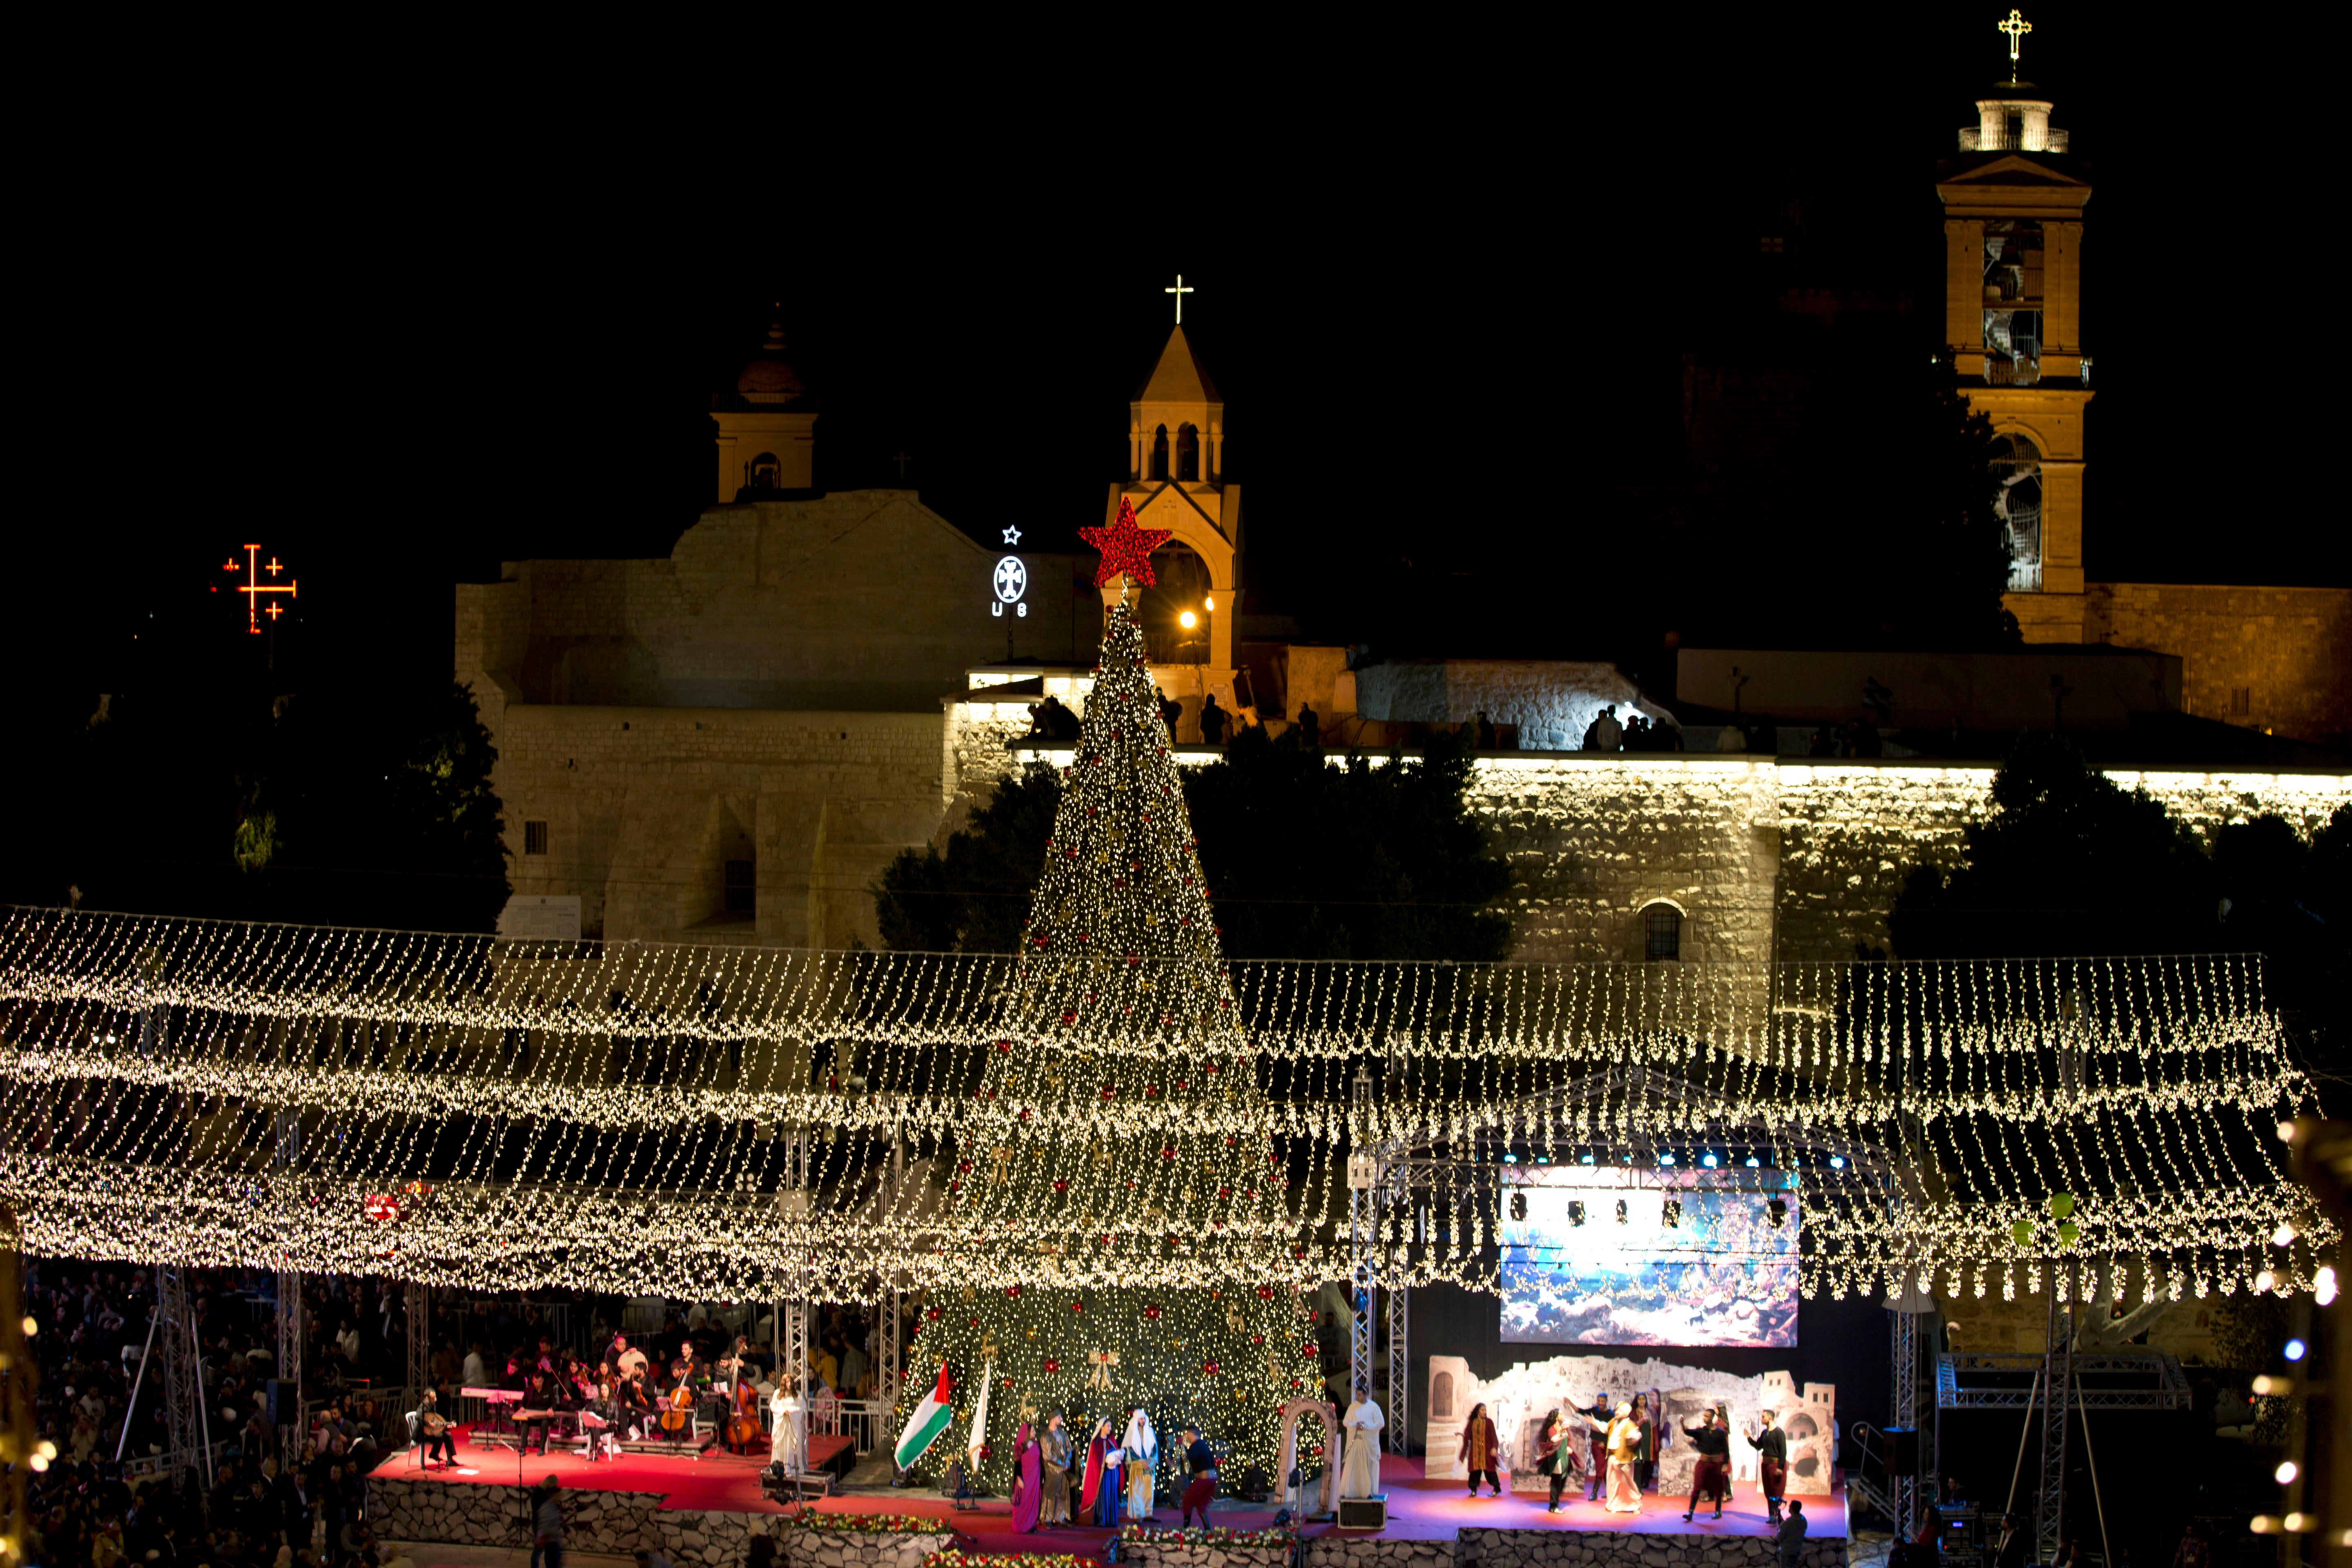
230, 542, 297, 634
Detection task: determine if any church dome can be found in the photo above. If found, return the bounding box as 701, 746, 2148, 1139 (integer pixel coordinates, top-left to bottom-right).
736, 314, 804, 396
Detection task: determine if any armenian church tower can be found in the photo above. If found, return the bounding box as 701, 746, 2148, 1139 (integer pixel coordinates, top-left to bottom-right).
1110, 320, 1244, 673
1936, 20, 2091, 642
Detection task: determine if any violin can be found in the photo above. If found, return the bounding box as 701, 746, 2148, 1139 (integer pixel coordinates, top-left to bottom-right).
728, 1379, 762, 1452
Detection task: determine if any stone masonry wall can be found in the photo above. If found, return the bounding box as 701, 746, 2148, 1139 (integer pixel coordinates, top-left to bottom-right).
2085, 583, 2352, 746
367, 1478, 949, 1568
1455, 1528, 1846, 1568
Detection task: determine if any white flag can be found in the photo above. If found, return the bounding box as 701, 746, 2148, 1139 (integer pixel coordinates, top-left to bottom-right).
964, 1360, 994, 1469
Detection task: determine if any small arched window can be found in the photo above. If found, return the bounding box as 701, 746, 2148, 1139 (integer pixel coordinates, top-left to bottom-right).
1150, 424, 1170, 481
1431, 1371, 1456, 1420
748, 452, 782, 490
1991, 433, 2043, 591
1176, 423, 1200, 482
1643, 904, 1682, 962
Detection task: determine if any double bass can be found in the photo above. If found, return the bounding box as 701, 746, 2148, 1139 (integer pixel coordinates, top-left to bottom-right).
727, 1377, 763, 1453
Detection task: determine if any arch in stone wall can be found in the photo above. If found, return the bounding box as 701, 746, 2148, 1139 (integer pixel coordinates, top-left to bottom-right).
1274, 1396, 1339, 1519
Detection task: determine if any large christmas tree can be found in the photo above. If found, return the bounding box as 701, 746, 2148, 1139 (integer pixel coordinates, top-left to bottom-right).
895, 508, 1320, 1499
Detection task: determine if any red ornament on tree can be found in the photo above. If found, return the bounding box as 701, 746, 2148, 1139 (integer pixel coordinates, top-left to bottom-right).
1079, 497, 1173, 588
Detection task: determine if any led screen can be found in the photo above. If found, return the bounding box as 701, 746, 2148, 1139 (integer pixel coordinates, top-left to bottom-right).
1498, 1167, 1799, 1348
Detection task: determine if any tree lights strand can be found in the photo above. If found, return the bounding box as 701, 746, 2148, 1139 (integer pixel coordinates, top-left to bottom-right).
0, 608, 2329, 1312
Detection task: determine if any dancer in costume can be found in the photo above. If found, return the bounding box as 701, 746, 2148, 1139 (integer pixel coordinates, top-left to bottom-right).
1745, 1408, 1788, 1527
1682, 1405, 1732, 1521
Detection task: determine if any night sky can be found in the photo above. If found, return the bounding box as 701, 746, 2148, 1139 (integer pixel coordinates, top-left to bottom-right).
20, 9, 2332, 710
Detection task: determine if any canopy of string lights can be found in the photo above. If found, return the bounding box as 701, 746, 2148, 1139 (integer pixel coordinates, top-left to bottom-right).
0, 603, 2328, 1309
0, 909, 2325, 1305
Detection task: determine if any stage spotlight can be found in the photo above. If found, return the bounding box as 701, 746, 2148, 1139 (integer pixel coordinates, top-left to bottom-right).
1567, 1201, 1586, 1227
1767, 1198, 1788, 1229
1829, 1155, 1846, 1169
1702, 1153, 1719, 1169
1580, 1154, 1596, 1165
2283, 1338, 2307, 1361
1662, 1200, 1683, 1228
1509, 1192, 1528, 1222
1745, 1156, 1761, 1169
1659, 1153, 1676, 1166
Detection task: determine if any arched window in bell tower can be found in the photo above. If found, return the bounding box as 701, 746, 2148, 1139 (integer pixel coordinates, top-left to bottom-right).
1175, 423, 1200, 482
748, 452, 782, 490
1150, 424, 1170, 481
1991, 434, 2044, 592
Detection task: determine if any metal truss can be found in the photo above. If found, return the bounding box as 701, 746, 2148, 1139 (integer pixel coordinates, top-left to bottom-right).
2036, 1285, 2074, 1561
156, 1267, 210, 1494
1891, 1306, 1920, 1539
1383, 1163, 1409, 1454
406, 1282, 433, 1401
779, 1122, 812, 1475
1935, 1351, 2189, 1411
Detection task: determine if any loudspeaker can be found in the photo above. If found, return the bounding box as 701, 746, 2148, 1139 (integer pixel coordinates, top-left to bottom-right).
265, 1379, 291, 1425
1882, 1426, 1920, 1476
1338, 1494, 1388, 1530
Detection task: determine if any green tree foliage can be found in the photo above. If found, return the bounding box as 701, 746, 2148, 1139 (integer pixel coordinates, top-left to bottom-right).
1889, 733, 2218, 958
1891, 739, 2349, 1107
875, 762, 1063, 953
876, 727, 1512, 962
1849, 363, 2021, 649
24, 680, 510, 932
1186, 726, 1512, 961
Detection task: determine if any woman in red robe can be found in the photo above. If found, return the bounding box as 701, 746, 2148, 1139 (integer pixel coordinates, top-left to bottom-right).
1011, 1421, 1043, 1533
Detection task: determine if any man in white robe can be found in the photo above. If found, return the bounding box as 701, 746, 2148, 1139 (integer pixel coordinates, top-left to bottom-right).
1341, 1385, 1385, 1498
1123, 1408, 1159, 1519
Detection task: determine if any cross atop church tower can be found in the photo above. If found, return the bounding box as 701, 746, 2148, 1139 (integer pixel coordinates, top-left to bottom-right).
1998, 9, 2032, 80
1163, 274, 1195, 323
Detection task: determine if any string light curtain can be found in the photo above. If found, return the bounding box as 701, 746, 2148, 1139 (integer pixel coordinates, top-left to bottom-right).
0, 614, 2328, 1308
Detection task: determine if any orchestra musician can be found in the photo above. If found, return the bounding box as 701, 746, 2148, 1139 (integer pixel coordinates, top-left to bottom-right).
612, 1333, 650, 1384
517, 1370, 562, 1457
415, 1387, 456, 1468
618, 1370, 659, 1443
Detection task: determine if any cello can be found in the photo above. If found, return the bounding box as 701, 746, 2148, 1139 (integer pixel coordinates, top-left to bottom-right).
727, 1377, 763, 1454
659, 1368, 694, 1437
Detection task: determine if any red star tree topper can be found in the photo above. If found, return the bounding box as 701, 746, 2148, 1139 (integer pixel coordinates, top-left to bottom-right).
1079, 496, 1172, 588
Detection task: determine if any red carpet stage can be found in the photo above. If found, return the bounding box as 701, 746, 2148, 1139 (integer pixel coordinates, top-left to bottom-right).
396, 1438, 1843, 1551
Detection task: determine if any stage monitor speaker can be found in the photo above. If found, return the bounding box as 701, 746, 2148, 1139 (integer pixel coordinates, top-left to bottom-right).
1338, 1494, 1387, 1530
1882, 1425, 1920, 1476
265, 1379, 290, 1425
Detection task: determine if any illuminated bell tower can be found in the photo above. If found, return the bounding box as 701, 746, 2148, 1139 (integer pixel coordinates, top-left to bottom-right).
1109, 320, 1243, 672
1936, 18, 2092, 642
710, 309, 819, 502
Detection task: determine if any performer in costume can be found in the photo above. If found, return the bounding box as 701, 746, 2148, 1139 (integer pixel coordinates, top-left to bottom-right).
1537, 1404, 1577, 1512
1011, 1421, 1043, 1533
1581, 1396, 1611, 1502
1123, 1408, 1159, 1520
1589, 1401, 1642, 1515
1085, 1417, 1122, 1526
769, 1381, 806, 1474
1341, 1384, 1384, 1499
1630, 1393, 1658, 1491
1040, 1412, 1073, 1526
1745, 1408, 1789, 1526
1682, 1405, 1732, 1521
1177, 1424, 1219, 1528
1457, 1402, 1500, 1499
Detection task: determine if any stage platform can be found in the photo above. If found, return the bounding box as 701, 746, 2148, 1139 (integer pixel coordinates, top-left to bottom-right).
372, 1447, 1849, 1568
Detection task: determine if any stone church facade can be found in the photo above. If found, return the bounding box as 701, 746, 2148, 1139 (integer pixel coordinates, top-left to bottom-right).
458, 312, 2349, 958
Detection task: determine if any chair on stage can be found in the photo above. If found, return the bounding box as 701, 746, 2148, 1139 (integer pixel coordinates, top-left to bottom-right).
403, 1410, 425, 1473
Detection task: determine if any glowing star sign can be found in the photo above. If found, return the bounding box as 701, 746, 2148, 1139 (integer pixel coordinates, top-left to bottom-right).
1998, 9, 2032, 75
1079, 497, 1171, 588
1001, 524, 1023, 546
221, 543, 296, 634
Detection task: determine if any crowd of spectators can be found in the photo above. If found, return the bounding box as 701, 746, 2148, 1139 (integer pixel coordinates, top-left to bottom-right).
9, 1259, 895, 1568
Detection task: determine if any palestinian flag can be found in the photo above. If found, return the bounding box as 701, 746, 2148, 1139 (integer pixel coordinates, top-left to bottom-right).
894, 1364, 956, 1470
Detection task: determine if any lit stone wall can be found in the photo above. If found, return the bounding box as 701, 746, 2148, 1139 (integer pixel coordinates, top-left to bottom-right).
492, 705, 946, 947
2086, 583, 2352, 745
